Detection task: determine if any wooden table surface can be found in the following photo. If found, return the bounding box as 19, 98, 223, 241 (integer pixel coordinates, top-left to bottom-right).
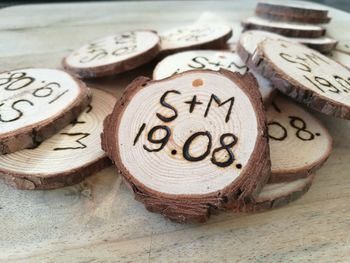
1, 1, 350, 262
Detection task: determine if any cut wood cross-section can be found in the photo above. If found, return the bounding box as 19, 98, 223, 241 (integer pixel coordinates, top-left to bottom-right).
159, 23, 232, 55
153, 50, 276, 106
101, 69, 270, 223
267, 95, 332, 183
241, 17, 326, 38
230, 174, 315, 212
0, 68, 91, 155
0, 88, 116, 190
252, 39, 350, 120
63, 30, 161, 78
255, 1, 331, 24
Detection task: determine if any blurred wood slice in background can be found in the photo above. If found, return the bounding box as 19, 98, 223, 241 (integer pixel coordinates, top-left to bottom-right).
255, 1, 331, 24
159, 23, 232, 56
63, 30, 161, 79
241, 17, 326, 38
153, 50, 276, 105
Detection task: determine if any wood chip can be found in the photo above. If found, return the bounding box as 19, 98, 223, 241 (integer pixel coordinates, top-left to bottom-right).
241, 17, 326, 38
0, 68, 91, 154
63, 30, 161, 78
0, 88, 116, 190
252, 39, 350, 120
153, 50, 276, 105
159, 23, 232, 55
267, 95, 332, 183
101, 70, 270, 223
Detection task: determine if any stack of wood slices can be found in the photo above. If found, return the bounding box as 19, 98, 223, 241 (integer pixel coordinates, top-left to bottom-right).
242, 1, 337, 53
2, 2, 350, 223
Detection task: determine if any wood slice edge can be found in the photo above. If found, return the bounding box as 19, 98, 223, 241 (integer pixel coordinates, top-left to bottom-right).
224, 174, 315, 212
101, 69, 271, 223
256, 2, 329, 18
255, 11, 331, 24
0, 156, 111, 190
241, 19, 326, 38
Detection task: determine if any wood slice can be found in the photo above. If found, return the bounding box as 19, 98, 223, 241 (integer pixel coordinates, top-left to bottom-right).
256, 1, 330, 24
295, 37, 337, 54
63, 30, 161, 79
0, 88, 116, 190
101, 69, 270, 223
152, 50, 276, 106
256, 12, 331, 24
236, 174, 315, 212
329, 50, 350, 70
241, 17, 326, 38
238, 31, 337, 70
267, 95, 332, 183
0, 68, 91, 155
159, 23, 232, 56
252, 39, 350, 120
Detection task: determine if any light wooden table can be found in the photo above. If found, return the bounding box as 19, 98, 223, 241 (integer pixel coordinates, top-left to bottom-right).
1, 1, 350, 262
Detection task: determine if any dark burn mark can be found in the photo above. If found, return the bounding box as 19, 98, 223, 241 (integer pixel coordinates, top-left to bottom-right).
204, 94, 235, 123
133, 123, 146, 146
184, 95, 203, 113
54, 132, 90, 150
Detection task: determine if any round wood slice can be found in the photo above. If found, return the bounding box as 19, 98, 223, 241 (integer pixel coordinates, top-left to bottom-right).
0, 88, 116, 190
255, 1, 330, 24
159, 23, 232, 55
152, 50, 276, 106
294, 37, 337, 54
63, 30, 161, 79
252, 39, 350, 120
329, 50, 350, 70
237, 174, 315, 212
0, 68, 91, 155
267, 95, 332, 183
241, 17, 326, 38
238, 30, 337, 69
101, 69, 270, 223
256, 12, 331, 24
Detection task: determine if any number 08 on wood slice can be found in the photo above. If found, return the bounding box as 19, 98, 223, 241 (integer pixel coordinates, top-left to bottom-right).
101, 69, 270, 223
0, 89, 116, 190
252, 39, 350, 120
63, 30, 161, 79
0, 68, 91, 155
267, 95, 332, 183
